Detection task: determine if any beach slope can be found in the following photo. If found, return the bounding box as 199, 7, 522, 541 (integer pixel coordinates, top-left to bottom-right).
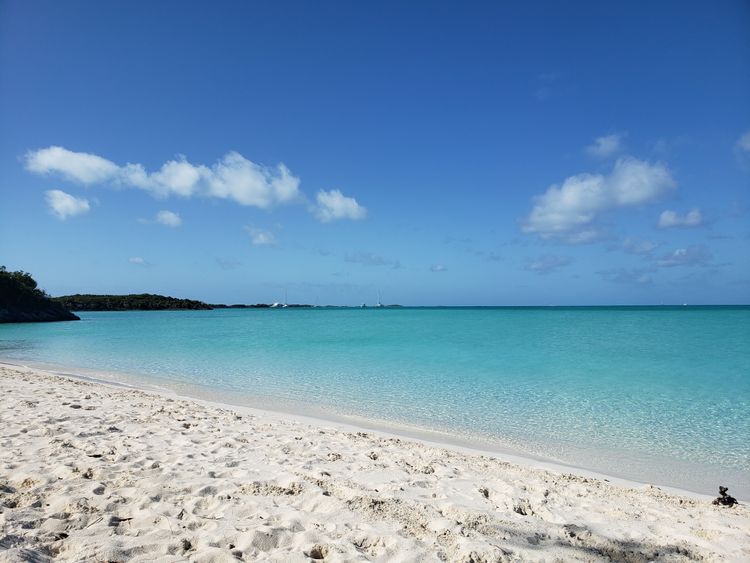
1, 364, 747, 562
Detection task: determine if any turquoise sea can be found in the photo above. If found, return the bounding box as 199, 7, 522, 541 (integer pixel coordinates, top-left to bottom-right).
1, 306, 748, 497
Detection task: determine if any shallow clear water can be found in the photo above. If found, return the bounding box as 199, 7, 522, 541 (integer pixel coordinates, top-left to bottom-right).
1, 306, 748, 496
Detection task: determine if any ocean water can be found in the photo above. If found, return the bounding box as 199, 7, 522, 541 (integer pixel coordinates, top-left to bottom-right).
1, 306, 748, 497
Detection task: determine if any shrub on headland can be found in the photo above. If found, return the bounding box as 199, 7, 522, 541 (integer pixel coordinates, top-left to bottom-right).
0, 266, 79, 323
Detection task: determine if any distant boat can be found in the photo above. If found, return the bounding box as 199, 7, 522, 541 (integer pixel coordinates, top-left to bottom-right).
361, 303, 367, 308
376, 290, 384, 308
271, 290, 288, 308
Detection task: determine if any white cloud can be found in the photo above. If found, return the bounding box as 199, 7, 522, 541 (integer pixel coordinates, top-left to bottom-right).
155, 210, 182, 227
44, 189, 90, 220
564, 229, 604, 244
314, 189, 367, 222
129, 256, 146, 265
599, 267, 654, 285
206, 153, 300, 207
585, 134, 624, 158
25, 147, 302, 209
658, 208, 702, 229
621, 237, 658, 255
522, 157, 676, 242
28, 147, 119, 184
345, 252, 400, 268
657, 245, 711, 268
735, 130, 750, 155
734, 130, 750, 167
430, 264, 447, 272
524, 255, 572, 275
146, 158, 205, 197
244, 226, 277, 246
137, 209, 183, 227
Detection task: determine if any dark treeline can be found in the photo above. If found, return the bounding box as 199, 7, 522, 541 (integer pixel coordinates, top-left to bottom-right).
55, 294, 213, 311
0, 266, 79, 323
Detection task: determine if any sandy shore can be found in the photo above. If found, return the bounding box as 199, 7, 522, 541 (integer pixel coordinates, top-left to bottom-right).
1, 364, 748, 562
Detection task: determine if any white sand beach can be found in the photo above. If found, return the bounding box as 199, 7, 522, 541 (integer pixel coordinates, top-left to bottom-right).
1, 363, 748, 562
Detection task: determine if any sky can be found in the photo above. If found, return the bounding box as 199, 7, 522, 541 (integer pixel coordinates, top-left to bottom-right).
1, 0, 749, 306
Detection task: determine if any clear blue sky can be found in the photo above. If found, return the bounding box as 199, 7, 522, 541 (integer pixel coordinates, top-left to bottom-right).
1, 0, 748, 305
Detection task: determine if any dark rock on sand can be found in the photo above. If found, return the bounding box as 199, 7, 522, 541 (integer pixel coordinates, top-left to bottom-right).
712, 486, 738, 507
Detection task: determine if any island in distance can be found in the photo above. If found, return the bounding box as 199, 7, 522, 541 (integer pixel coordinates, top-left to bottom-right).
54, 293, 213, 311
56, 297, 401, 310
0, 265, 399, 323
54, 295, 343, 310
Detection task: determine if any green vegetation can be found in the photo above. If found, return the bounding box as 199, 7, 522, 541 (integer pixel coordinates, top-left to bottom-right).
0, 266, 79, 323
54, 294, 212, 311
